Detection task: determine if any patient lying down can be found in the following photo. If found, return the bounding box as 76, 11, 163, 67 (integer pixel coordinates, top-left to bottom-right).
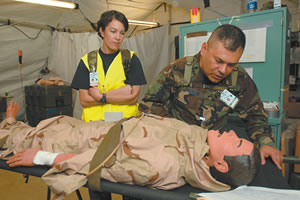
0, 101, 260, 199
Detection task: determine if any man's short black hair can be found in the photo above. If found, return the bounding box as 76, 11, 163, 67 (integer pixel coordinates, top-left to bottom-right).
96, 10, 129, 39
210, 146, 261, 187
208, 24, 246, 51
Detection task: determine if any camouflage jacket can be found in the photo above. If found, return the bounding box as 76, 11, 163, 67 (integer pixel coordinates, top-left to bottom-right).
139, 52, 275, 148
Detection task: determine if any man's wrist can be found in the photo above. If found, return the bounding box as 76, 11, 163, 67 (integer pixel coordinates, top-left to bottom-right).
255, 135, 275, 149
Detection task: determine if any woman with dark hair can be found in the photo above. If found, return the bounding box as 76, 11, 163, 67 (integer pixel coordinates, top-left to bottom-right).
72, 10, 146, 122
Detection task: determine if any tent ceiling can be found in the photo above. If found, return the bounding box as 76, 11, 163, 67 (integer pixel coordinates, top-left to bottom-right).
0, 0, 299, 33
0, 0, 184, 32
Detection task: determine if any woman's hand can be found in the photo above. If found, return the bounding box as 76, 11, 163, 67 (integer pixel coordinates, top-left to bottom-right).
80, 85, 140, 106
88, 87, 102, 101
109, 85, 132, 96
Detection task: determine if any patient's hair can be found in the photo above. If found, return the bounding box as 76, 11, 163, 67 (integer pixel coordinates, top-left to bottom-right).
210, 146, 261, 187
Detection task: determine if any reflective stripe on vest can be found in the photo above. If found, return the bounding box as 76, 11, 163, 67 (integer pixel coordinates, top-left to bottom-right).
81, 50, 139, 122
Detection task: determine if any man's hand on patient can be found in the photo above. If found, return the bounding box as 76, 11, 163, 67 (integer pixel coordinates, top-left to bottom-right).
260, 145, 283, 170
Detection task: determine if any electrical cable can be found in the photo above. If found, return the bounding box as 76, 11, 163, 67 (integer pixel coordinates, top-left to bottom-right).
78, 6, 97, 31
11, 25, 43, 40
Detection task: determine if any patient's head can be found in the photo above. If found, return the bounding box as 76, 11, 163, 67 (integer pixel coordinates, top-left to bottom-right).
206, 130, 260, 186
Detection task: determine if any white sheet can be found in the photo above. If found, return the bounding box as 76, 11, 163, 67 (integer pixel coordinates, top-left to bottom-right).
197, 185, 300, 200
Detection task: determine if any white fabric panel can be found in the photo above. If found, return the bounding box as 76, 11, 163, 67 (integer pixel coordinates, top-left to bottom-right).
0, 25, 51, 120
48, 31, 101, 119
48, 32, 101, 84
122, 25, 170, 100
48, 25, 169, 119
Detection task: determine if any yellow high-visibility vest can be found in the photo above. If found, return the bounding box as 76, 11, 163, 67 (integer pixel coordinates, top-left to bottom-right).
81, 50, 139, 122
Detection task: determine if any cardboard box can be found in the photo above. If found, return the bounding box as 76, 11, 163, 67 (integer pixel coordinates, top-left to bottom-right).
287, 102, 300, 118
294, 124, 300, 173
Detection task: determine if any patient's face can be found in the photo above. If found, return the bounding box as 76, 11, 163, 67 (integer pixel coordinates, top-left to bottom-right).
207, 130, 253, 161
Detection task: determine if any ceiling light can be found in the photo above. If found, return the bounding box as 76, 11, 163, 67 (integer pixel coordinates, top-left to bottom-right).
14, 0, 79, 9
128, 20, 159, 27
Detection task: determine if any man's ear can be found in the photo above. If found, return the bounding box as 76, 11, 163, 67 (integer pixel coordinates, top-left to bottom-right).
214, 160, 229, 173
200, 42, 208, 55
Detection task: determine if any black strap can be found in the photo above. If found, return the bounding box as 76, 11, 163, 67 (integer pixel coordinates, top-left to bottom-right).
88, 49, 132, 78
88, 50, 98, 72
121, 49, 131, 78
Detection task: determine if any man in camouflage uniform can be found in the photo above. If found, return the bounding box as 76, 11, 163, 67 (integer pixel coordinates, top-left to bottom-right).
139, 24, 282, 169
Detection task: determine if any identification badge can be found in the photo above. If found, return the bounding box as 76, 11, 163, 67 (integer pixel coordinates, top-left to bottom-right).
89, 72, 98, 87
220, 89, 239, 109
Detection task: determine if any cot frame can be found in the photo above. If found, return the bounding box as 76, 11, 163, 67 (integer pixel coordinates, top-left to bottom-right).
0, 157, 296, 200
0, 159, 204, 200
